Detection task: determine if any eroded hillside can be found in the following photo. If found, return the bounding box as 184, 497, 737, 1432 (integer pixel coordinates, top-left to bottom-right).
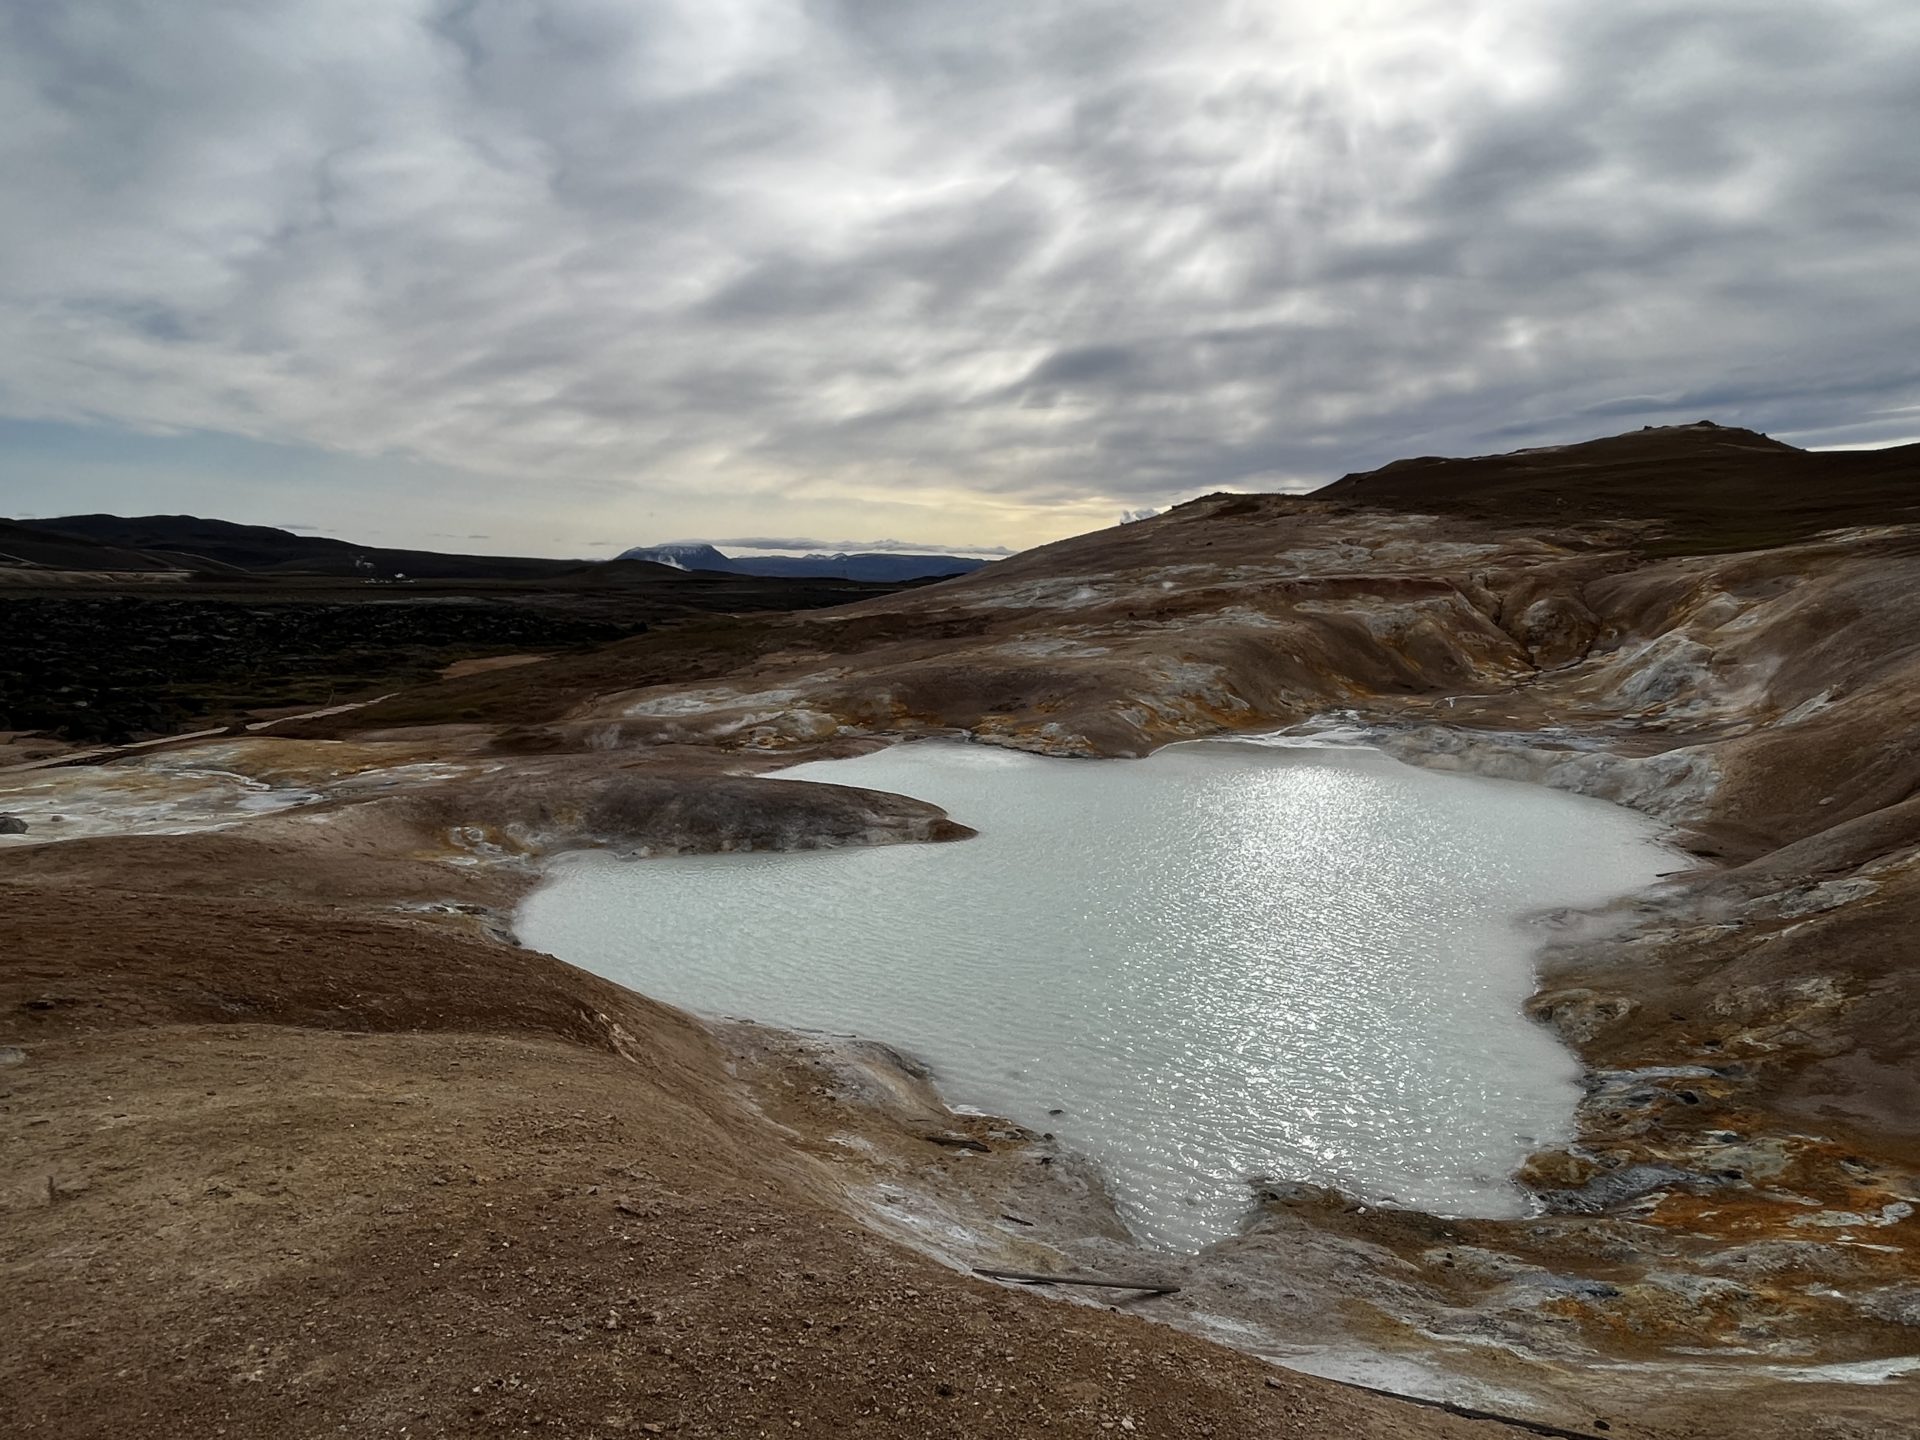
5, 423, 1917, 1439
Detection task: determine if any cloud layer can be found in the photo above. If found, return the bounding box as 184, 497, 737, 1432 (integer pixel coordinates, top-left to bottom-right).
4, 1, 1917, 546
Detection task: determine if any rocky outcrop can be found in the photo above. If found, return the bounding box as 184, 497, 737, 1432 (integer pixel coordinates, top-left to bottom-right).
386, 768, 974, 861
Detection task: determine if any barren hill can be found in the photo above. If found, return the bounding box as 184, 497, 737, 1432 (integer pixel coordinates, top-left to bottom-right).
1315, 421, 1920, 551
6, 422, 1919, 1440
34, 513, 592, 580
0, 517, 182, 573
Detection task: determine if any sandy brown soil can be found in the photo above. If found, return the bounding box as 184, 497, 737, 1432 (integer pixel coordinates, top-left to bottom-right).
6, 424, 1919, 1438
4, 818, 1511, 1440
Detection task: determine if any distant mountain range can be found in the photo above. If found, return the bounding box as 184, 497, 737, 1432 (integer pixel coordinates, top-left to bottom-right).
616, 542, 990, 581
0, 513, 994, 586
9, 514, 597, 580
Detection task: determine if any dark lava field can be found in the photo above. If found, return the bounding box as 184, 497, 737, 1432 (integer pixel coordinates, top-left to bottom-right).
0, 574, 905, 745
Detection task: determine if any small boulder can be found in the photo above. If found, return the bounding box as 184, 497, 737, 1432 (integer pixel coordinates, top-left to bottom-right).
923, 1130, 991, 1153
0, 814, 27, 835
1529, 987, 1636, 1043
1516, 1147, 1598, 1189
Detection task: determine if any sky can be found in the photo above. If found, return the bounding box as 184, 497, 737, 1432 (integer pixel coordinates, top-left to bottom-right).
2, 1, 1918, 558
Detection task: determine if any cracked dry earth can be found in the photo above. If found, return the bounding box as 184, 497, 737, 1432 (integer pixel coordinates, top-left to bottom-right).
4, 423, 1919, 1438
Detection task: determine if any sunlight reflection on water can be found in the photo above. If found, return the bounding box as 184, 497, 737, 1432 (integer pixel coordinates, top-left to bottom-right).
518, 740, 1674, 1251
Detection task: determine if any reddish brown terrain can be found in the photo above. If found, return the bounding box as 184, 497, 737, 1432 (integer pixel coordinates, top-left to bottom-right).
5, 423, 1918, 1438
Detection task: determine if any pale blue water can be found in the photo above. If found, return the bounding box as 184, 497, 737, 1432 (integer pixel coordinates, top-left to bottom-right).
519, 740, 1673, 1251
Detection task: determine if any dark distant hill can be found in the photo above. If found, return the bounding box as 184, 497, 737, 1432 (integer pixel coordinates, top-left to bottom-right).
0, 517, 182, 573
1313, 421, 1920, 552
552, 557, 691, 586
36, 514, 586, 580
616, 541, 989, 581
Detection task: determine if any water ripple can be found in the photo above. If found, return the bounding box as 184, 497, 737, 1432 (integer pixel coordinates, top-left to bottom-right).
518, 740, 1674, 1251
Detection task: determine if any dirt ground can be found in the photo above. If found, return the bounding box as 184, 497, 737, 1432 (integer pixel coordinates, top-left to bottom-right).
6, 424, 1919, 1438
4, 823, 1514, 1440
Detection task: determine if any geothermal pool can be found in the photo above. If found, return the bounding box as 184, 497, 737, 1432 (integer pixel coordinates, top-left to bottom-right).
518, 740, 1675, 1251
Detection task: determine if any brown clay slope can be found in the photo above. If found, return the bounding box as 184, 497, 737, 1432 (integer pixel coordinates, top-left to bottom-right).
1, 814, 1493, 1440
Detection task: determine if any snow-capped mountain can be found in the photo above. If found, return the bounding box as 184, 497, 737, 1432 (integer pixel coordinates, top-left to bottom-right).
614, 543, 733, 572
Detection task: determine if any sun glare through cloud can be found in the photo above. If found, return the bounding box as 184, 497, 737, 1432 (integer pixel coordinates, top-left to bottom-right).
1, 1, 1917, 550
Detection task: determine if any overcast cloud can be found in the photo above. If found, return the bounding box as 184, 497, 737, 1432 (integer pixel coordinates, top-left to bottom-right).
2, 1, 1917, 551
